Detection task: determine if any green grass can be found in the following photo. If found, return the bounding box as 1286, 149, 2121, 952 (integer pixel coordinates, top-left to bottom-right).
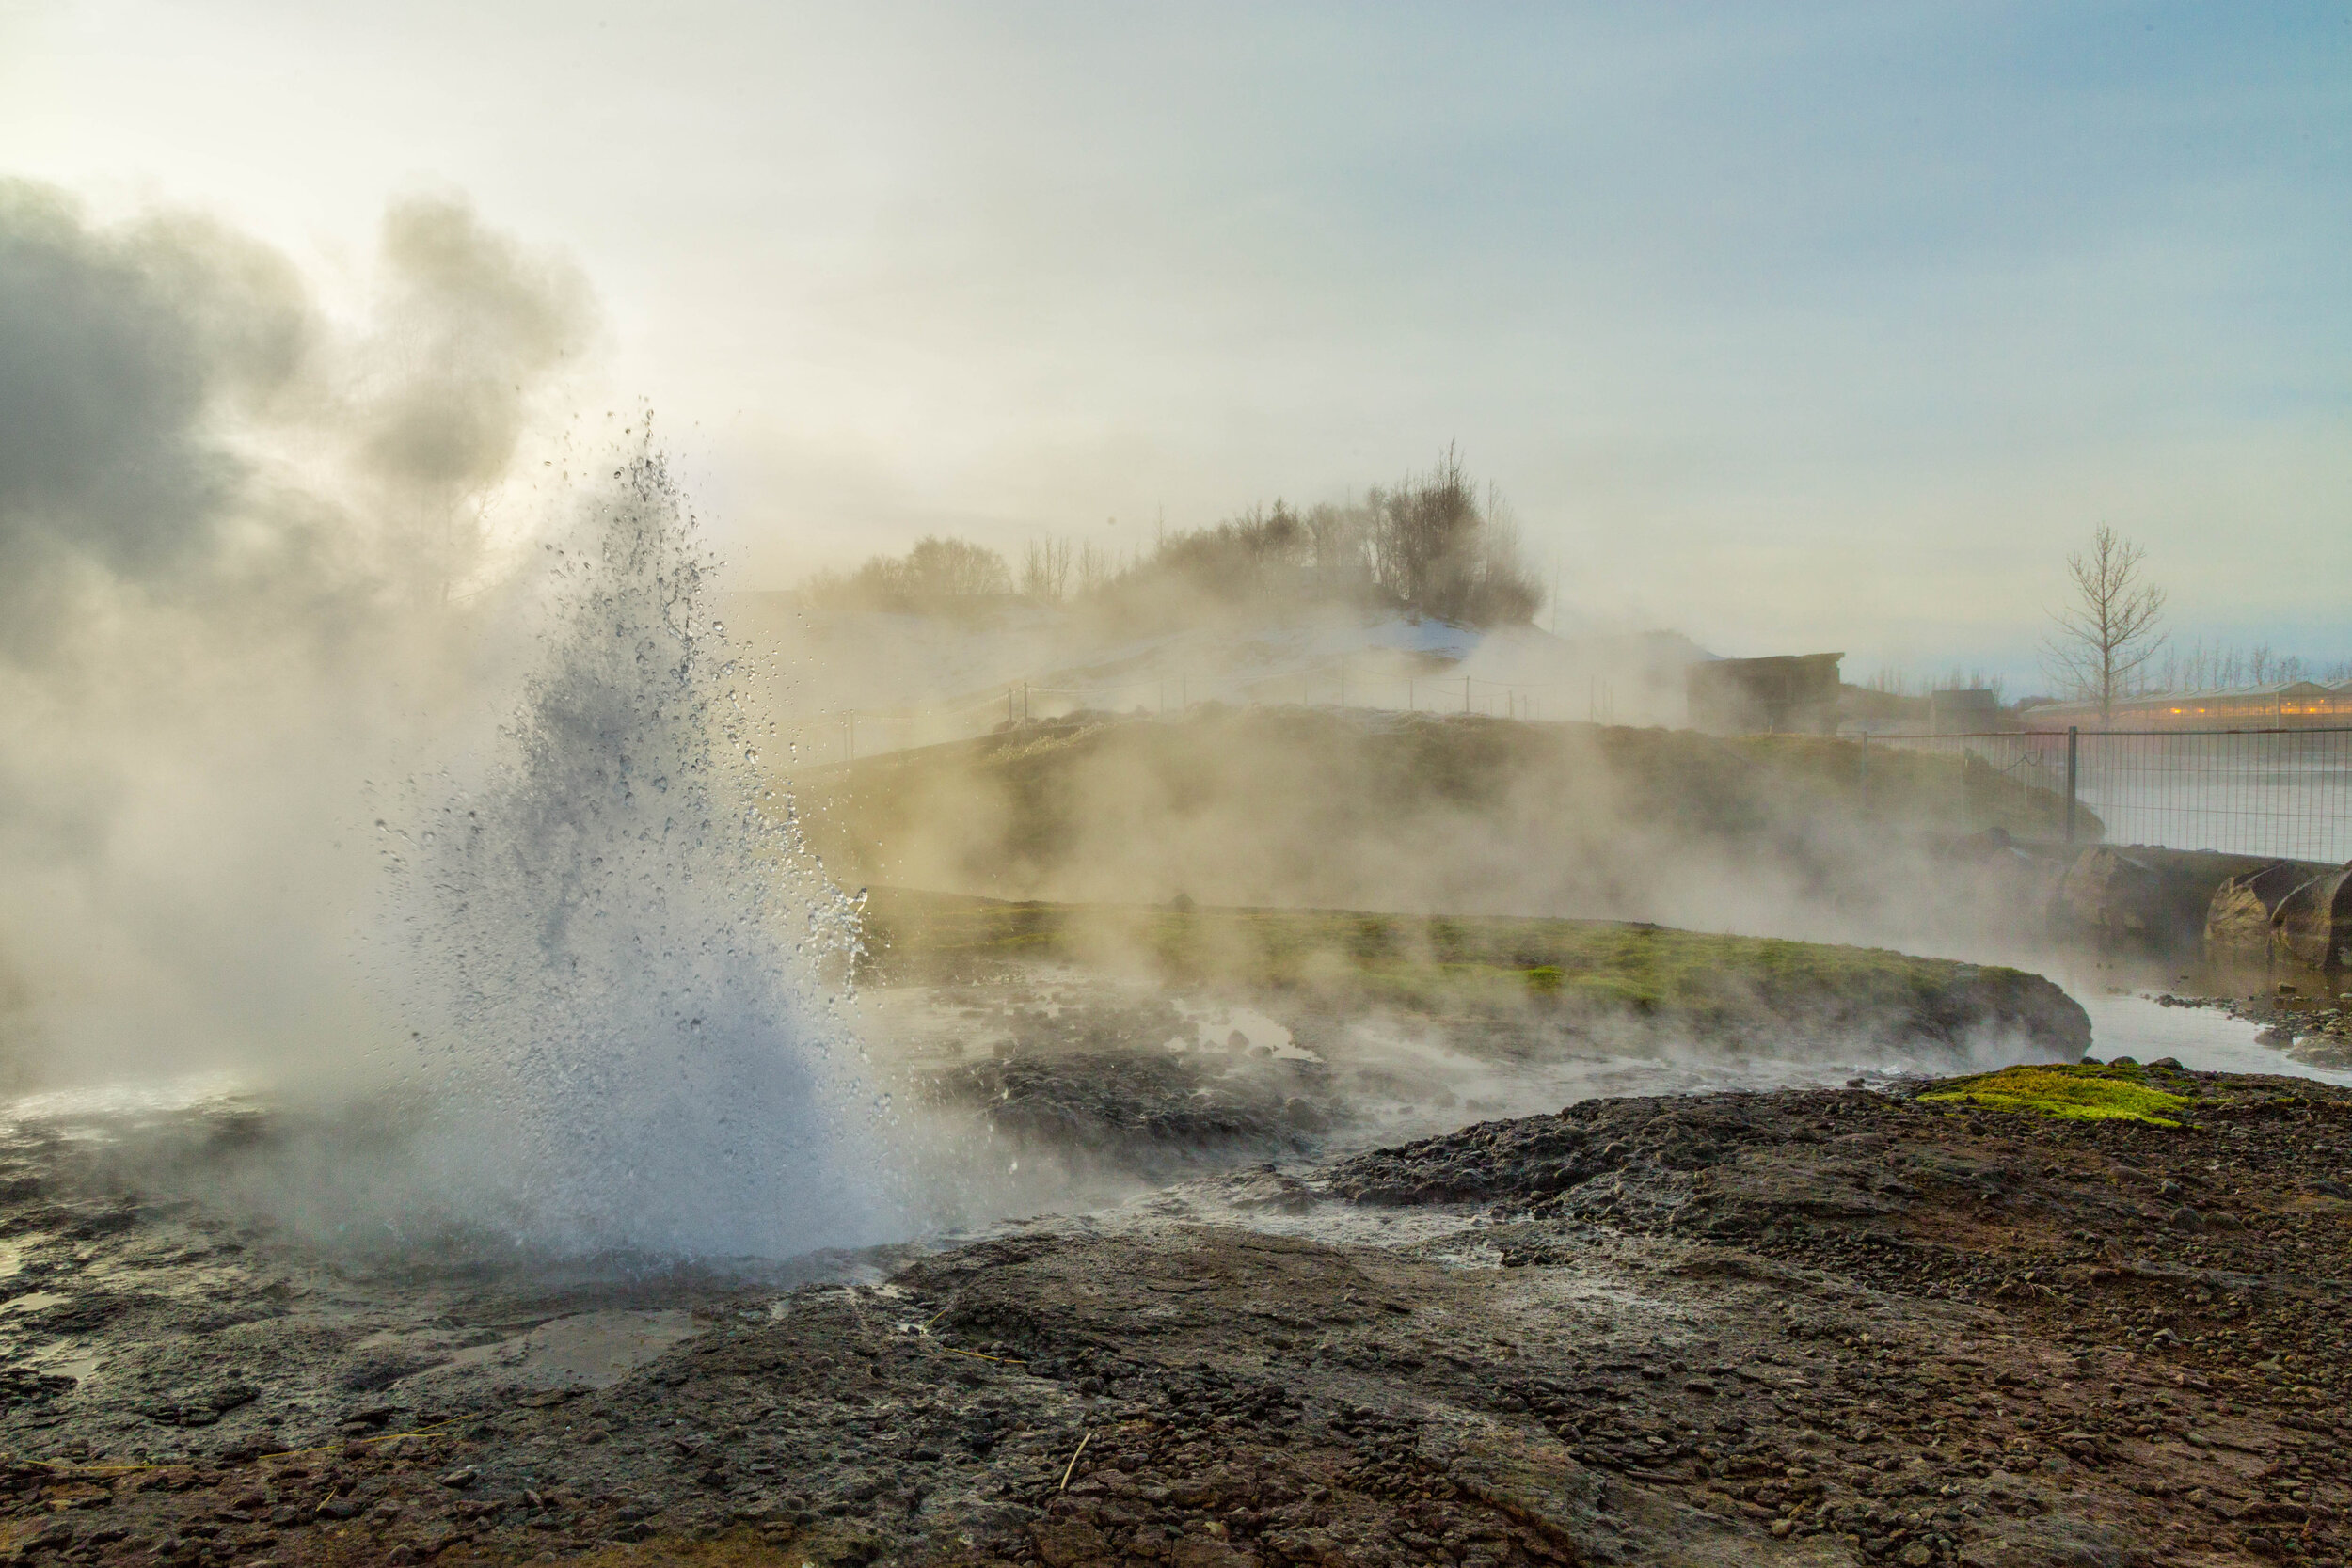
1920, 1064, 2192, 1127
854, 886, 2074, 1048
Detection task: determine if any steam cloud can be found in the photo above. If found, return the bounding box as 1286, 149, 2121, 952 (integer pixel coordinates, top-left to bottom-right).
0, 180, 593, 1087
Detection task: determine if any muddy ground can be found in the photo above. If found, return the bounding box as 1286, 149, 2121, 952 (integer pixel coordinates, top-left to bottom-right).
0, 1061, 2344, 1567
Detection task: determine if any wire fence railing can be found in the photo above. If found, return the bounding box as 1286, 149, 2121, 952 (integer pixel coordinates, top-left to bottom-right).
1877, 728, 2352, 863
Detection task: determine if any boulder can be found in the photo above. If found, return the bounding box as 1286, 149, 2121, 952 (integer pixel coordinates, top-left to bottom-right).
2204, 860, 2314, 957
2273, 863, 2352, 971
2058, 846, 2334, 952
2053, 847, 2201, 942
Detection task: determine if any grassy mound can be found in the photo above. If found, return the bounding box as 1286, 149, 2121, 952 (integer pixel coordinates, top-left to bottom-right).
791, 709, 2092, 927
1920, 1064, 2192, 1127
857, 887, 2091, 1056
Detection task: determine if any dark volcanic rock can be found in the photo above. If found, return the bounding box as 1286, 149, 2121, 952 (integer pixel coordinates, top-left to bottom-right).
1, 1068, 2347, 1565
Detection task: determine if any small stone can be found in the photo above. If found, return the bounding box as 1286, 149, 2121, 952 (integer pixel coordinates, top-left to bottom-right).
1901, 1546, 1932, 1567
438, 1466, 479, 1489
2167, 1205, 2204, 1233
1770, 1519, 1795, 1538
24, 1519, 75, 1549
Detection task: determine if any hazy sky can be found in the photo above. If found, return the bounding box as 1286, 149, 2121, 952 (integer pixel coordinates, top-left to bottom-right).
6, 0, 2347, 681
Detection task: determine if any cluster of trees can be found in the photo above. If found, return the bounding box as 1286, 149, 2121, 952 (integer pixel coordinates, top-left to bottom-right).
2151, 641, 2352, 692
803, 451, 1546, 629
803, 535, 1012, 607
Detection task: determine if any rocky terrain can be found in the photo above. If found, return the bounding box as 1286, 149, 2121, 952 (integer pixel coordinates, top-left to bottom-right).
0, 1060, 2344, 1566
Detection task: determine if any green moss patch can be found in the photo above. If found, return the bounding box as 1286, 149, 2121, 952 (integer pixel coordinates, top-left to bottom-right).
1920, 1064, 2191, 1127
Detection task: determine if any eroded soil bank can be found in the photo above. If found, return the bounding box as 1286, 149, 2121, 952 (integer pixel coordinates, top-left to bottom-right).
0, 1066, 2346, 1567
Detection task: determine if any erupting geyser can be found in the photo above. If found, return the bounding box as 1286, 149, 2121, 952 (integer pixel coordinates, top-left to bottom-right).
384, 451, 882, 1259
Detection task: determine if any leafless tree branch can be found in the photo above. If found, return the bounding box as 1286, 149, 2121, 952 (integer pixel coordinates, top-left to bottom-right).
2040, 523, 2167, 723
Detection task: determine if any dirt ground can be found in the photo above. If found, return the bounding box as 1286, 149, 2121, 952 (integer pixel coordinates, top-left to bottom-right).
0, 1058, 2345, 1568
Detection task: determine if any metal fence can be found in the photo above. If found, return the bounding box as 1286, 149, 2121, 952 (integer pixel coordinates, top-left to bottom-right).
1877, 728, 2352, 863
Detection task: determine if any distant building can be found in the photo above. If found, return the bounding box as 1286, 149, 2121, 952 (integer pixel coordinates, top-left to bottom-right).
1687, 653, 1843, 735
1927, 689, 2002, 734
2019, 681, 2352, 730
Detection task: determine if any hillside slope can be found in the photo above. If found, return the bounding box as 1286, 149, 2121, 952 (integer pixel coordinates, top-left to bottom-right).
792, 708, 2086, 950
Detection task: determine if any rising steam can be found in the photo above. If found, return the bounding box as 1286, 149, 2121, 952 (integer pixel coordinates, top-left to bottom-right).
0, 181, 885, 1259
0, 179, 592, 1086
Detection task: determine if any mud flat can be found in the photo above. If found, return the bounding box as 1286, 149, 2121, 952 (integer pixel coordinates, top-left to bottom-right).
0, 1060, 2346, 1566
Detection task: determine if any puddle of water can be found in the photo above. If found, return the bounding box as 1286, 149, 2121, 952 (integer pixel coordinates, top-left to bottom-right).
423, 1308, 700, 1391
2078, 991, 2352, 1088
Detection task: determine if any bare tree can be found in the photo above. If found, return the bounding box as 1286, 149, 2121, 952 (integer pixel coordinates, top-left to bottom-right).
2042, 524, 2167, 723
1021, 536, 1073, 602
1075, 540, 1116, 595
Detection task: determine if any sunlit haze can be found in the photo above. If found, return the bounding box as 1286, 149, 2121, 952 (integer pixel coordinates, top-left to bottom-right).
8, 0, 2345, 682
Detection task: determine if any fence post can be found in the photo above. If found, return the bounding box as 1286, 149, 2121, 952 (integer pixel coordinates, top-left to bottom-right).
1023, 682, 1029, 721
2063, 726, 2079, 844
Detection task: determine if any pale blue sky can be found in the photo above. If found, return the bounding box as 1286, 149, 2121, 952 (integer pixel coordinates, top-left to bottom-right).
5, 0, 2347, 685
